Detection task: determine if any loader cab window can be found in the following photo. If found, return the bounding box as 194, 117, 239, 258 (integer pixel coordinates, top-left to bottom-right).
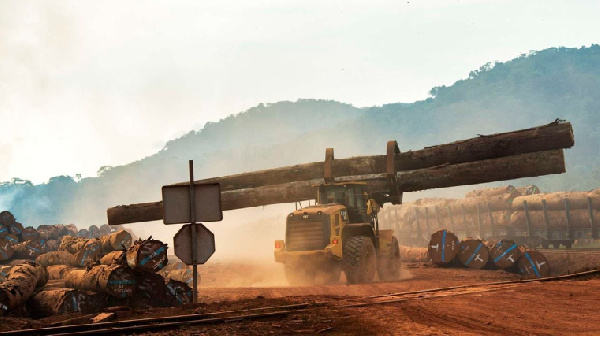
317, 184, 369, 223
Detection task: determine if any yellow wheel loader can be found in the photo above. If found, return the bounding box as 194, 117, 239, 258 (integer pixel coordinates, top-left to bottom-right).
274, 182, 401, 285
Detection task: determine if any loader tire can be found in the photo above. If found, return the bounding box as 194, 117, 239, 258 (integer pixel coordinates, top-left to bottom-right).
343, 236, 377, 284
377, 236, 401, 281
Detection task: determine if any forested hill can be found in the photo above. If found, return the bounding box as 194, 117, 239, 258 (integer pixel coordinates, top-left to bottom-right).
2, 45, 599, 226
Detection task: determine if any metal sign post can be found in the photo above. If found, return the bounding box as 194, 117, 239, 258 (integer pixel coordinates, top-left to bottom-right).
188, 160, 199, 304
162, 160, 222, 305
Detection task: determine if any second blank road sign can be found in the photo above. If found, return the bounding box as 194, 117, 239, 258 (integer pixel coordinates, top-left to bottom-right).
173, 223, 215, 265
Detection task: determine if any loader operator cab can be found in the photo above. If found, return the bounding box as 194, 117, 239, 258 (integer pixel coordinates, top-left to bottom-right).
317, 183, 370, 224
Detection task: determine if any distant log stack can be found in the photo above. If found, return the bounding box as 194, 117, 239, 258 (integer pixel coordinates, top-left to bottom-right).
428, 229, 460, 264
99, 225, 112, 237
517, 250, 550, 278
21, 227, 39, 241
0, 262, 48, 313
65, 224, 79, 236
0, 238, 15, 261
88, 225, 101, 238
28, 288, 107, 317
126, 238, 168, 272
77, 229, 89, 238
457, 239, 489, 269
512, 192, 594, 211
490, 239, 521, 269
65, 265, 136, 298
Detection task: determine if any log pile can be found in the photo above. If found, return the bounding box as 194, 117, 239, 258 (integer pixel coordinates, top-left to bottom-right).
0, 211, 191, 317
424, 231, 550, 278
380, 185, 600, 248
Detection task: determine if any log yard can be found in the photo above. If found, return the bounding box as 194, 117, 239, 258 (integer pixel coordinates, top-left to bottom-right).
2, 2, 600, 336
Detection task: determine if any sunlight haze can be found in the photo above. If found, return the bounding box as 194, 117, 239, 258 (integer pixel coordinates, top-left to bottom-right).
1, 0, 598, 183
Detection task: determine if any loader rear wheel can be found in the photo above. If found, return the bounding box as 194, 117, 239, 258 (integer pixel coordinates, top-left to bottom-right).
377, 236, 401, 281
343, 236, 377, 284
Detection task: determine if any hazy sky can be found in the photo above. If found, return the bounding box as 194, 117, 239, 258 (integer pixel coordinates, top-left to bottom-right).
1, 0, 598, 184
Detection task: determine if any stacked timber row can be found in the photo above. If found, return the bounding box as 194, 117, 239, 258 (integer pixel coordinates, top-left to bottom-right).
425, 231, 550, 278
380, 186, 600, 249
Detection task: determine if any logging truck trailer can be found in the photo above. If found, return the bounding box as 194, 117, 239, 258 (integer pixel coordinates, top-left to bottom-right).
274, 182, 401, 284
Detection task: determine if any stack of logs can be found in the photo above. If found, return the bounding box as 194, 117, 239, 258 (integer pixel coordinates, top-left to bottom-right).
425, 229, 550, 279
0, 210, 192, 318
380, 185, 600, 248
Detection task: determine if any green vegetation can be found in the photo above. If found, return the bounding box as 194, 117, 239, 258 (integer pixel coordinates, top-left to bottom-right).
2, 45, 599, 226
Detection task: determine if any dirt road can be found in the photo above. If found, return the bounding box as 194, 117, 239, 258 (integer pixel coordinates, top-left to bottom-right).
3, 259, 600, 335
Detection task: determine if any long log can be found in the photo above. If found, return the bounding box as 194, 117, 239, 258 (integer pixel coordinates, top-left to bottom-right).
509, 209, 599, 230
512, 192, 595, 211
107, 149, 567, 225
395, 149, 565, 192
28, 288, 107, 317
465, 185, 516, 198
0, 262, 48, 313
175, 122, 574, 190
65, 265, 136, 298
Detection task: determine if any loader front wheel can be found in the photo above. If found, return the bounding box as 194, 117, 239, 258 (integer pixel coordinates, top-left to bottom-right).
343, 236, 377, 284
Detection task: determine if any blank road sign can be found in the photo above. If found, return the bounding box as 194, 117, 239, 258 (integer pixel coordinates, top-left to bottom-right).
162, 183, 223, 225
